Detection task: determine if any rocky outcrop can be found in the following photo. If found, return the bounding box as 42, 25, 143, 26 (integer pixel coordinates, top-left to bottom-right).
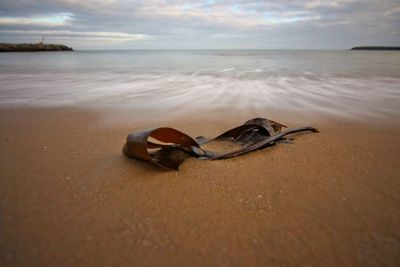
351, 46, 400, 50
0, 43, 73, 52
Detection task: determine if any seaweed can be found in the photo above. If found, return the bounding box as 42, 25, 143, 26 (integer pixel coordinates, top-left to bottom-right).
123, 117, 319, 170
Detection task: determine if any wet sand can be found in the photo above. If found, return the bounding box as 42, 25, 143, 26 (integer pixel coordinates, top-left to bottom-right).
0, 107, 399, 266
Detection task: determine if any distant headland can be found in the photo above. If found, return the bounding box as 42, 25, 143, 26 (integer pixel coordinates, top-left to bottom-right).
0, 43, 73, 52
351, 46, 400, 51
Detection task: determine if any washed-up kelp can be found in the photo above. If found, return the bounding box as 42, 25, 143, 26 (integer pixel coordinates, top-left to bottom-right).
123, 118, 319, 170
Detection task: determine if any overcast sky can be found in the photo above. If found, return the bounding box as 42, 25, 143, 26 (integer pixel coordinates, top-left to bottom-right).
0, 0, 399, 49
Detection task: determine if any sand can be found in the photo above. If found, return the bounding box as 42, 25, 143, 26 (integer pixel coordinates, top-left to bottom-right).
0, 106, 399, 266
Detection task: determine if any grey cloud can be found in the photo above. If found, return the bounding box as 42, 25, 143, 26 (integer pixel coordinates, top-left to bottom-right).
0, 0, 398, 49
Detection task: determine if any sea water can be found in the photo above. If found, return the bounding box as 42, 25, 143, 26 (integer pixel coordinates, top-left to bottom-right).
0, 50, 399, 117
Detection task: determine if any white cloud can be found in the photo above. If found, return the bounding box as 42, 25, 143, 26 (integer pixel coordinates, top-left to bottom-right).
0, 30, 150, 41
0, 13, 72, 26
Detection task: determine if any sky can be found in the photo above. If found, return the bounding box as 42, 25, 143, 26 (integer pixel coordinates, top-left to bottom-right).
0, 0, 399, 49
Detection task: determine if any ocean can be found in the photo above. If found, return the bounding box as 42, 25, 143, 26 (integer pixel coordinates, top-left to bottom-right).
0, 50, 399, 118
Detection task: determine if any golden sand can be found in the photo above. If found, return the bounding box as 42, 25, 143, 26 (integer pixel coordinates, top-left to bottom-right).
0, 107, 399, 266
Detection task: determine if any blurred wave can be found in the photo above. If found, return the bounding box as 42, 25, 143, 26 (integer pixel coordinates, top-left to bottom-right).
0, 50, 399, 118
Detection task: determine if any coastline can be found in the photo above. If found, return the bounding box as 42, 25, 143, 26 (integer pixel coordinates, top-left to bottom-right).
351, 46, 400, 50
0, 43, 73, 52
1, 106, 399, 266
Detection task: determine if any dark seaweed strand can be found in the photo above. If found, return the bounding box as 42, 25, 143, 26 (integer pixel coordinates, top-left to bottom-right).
211, 127, 319, 160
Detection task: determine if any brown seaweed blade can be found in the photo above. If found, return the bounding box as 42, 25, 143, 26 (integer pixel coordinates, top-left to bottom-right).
196, 118, 286, 145
211, 127, 319, 160
123, 127, 201, 170
122, 118, 319, 170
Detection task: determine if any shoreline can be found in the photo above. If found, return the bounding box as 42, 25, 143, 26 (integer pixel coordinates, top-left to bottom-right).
1, 106, 399, 266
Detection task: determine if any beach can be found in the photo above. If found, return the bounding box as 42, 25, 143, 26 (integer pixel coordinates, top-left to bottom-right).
0, 50, 400, 266
1, 106, 399, 266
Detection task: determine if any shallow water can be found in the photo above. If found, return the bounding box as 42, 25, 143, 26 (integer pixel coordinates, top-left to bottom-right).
0, 50, 399, 118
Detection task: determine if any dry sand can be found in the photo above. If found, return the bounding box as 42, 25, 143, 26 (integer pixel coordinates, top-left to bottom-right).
0, 107, 399, 266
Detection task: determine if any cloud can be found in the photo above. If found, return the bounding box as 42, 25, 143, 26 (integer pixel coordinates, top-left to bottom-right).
0, 13, 71, 27
0, 30, 149, 40
0, 0, 399, 49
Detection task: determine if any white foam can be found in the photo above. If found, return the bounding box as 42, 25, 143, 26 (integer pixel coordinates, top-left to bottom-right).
1, 71, 399, 119
1, 50, 399, 119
